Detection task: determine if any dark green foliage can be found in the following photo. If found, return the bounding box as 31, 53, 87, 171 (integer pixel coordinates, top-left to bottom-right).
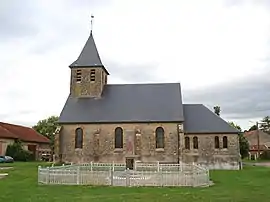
228, 121, 249, 159
248, 124, 257, 131
213, 105, 221, 116
260, 116, 270, 134
5, 140, 34, 161
228, 121, 241, 132
32, 115, 59, 152
239, 133, 249, 159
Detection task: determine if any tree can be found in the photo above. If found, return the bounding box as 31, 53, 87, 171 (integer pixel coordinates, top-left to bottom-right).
228, 121, 249, 159
238, 133, 249, 159
6, 139, 34, 161
228, 121, 241, 132
33, 116, 59, 152
260, 116, 270, 134
248, 125, 257, 131
213, 106, 221, 116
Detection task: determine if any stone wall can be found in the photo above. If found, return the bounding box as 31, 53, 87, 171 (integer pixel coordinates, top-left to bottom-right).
70, 67, 107, 98
182, 134, 240, 170
57, 123, 181, 164
56, 124, 240, 170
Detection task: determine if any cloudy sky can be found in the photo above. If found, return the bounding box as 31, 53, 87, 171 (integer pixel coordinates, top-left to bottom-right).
0, 0, 270, 130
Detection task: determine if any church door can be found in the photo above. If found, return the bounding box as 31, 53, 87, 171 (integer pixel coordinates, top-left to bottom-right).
126, 158, 134, 170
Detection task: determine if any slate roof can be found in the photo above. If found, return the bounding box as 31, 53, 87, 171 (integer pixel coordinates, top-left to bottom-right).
61, 29, 238, 134
69, 31, 109, 74
59, 83, 184, 123
0, 122, 50, 143
183, 104, 239, 134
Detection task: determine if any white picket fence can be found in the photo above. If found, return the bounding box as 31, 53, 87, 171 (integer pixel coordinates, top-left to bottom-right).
38, 162, 210, 187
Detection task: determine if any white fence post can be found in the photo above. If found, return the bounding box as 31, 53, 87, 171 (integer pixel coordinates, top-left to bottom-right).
126, 168, 130, 187
110, 168, 114, 186
38, 166, 41, 184
90, 161, 93, 171
76, 166, 80, 185
157, 161, 160, 172
46, 167, 50, 184
112, 161, 115, 171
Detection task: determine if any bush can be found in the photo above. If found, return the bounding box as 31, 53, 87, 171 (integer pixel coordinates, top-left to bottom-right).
259, 150, 270, 160
5, 140, 34, 161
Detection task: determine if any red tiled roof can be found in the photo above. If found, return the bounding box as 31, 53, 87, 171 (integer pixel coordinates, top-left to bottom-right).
244, 130, 257, 137
249, 144, 269, 151
0, 122, 50, 143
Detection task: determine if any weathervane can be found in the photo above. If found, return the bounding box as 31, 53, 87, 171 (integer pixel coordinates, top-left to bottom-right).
91, 14, 94, 32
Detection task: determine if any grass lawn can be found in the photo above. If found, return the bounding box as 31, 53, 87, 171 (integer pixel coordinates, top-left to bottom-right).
1, 162, 270, 202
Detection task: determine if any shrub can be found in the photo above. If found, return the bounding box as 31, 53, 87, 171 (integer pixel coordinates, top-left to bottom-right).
5, 140, 34, 161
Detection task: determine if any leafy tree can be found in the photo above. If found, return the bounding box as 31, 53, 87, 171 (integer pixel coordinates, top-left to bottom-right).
260, 116, 270, 134
238, 133, 249, 159
228, 121, 249, 159
248, 125, 257, 131
213, 106, 221, 116
32, 115, 59, 152
228, 121, 241, 132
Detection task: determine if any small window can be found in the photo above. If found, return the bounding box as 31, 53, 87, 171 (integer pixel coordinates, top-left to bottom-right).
115, 127, 123, 148
223, 136, 228, 148
215, 136, 219, 149
155, 127, 165, 148
185, 136, 190, 150
76, 69, 82, 82
75, 128, 83, 149
90, 69, 95, 82
193, 136, 198, 149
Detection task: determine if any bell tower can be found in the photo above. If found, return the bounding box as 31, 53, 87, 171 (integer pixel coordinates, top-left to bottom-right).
69, 16, 109, 98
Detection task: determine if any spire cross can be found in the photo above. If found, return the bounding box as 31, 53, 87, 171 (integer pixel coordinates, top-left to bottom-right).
91, 14, 94, 32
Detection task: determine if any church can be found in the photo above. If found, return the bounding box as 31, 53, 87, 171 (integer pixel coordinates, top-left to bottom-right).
54, 26, 241, 170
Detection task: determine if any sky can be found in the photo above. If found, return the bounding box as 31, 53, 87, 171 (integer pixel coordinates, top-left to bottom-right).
0, 0, 270, 130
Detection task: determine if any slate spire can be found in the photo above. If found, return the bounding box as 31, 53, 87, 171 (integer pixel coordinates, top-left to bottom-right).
69, 31, 105, 68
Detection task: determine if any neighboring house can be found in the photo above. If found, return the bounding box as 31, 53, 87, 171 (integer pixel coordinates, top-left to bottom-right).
0, 122, 51, 160
244, 130, 270, 159
54, 25, 240, 170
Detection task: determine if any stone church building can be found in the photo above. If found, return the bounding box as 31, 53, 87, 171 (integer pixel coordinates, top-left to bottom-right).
54, 28, 240, 170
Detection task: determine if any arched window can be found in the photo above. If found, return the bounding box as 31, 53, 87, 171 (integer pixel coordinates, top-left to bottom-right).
75, 128, 83, 149
155, 127, 165, 148
215, 136, 219, 149
115, 127, 123, 148
193, 136, 198, 149
185, 136, 190, 150
223, 136, 228, 148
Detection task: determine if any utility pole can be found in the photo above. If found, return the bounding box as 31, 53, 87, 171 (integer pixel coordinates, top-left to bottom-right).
256, 121, 260, 159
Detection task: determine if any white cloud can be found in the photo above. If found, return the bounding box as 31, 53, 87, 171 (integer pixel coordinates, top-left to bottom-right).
0, 0, 269, 129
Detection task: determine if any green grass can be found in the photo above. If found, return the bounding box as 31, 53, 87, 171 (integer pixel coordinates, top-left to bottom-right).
243, 158, 270, 163
1, 162, 270, 202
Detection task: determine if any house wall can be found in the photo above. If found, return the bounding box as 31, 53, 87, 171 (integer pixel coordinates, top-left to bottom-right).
0, 138, 50, 159
55, 124, 240, 170
183, 134, 240, 170
24, 142, 51, 160
0, 138, 14, 155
